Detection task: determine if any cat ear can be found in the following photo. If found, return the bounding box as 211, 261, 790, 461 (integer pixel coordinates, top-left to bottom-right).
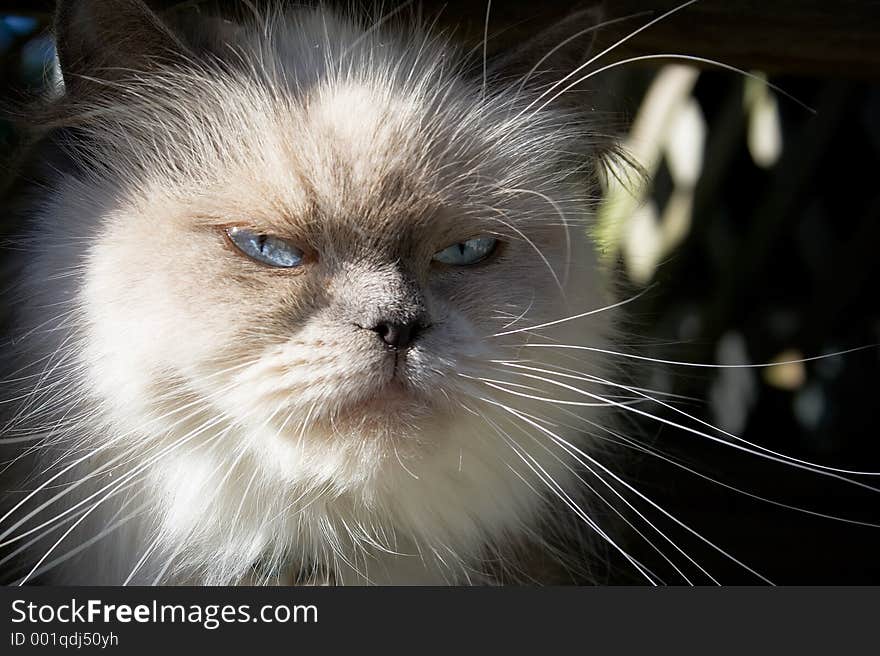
54, 0, 188, 94
489, 5, 605, 101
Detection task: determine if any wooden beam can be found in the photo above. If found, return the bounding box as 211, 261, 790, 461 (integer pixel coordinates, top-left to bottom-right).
416, 0, 880, 78
0, 1, 877, 77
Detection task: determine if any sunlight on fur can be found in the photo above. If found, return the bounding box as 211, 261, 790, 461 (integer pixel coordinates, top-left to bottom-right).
0, 1, 616, 585
3, 0, 875, 587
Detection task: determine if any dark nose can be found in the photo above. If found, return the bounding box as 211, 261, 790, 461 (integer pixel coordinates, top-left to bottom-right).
370, 320, 423, 350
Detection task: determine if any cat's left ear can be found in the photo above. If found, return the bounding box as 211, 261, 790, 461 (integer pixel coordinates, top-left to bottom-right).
54, 0, 188, 95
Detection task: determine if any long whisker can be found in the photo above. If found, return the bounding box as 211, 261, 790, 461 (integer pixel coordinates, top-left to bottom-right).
122, 533, 163, 586
0, 355, 266, 532
494, 407, 707, 583
512, 340, 876, 370
512, 12, 654, 98
481, 0, 492, 100
477, 393, 773, 583
501, 187, 572, 286
516, 0, 702, 119
10, 496, 150, 585
17, 497, 151, 585
16, 411, 245, 584
472, 405, 660, 584
533, 53, 816, 117
463, 369, 880, 491
570, 410, 880, 529
490, 285, 652, 337
0, 408, 233, 549
496, 358, 880, 477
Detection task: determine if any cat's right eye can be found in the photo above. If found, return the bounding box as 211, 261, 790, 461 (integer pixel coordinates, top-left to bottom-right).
432, 236, 498, 266
225, 227, 304, 268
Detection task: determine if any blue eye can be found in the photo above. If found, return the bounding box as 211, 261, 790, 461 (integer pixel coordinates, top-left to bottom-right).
432, 237, 498, 266
226, 227, 304, 268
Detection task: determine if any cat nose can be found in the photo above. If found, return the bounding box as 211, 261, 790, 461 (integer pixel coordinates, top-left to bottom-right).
370, 320, 424, 350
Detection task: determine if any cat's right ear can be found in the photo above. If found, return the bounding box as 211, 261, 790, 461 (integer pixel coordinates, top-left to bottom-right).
487, 5, 606, 100
54, 0, 187, 95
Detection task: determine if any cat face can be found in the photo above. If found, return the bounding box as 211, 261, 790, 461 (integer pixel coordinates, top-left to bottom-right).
78, 75, 594, 480
57, 11, 600, 461
10, 2, 612, 581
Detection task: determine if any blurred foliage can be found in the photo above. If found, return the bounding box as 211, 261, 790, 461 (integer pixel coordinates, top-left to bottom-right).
593, 61, 880, 583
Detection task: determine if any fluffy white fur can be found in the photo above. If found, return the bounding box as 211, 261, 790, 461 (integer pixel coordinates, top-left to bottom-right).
1, 4, 615, 585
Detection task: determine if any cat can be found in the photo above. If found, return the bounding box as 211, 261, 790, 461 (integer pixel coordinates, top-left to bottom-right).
0, 0, 630, 585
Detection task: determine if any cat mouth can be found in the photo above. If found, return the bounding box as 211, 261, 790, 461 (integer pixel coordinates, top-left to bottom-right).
351, 377, 411, 410
333, 371, 425, 422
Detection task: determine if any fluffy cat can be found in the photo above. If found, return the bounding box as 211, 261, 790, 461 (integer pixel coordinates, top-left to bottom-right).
0, 0, 631, 585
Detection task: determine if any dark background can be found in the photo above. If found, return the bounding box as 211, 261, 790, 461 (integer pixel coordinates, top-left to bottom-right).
0, 1, 878, 584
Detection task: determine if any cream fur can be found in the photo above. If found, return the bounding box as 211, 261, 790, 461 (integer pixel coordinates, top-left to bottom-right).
1, 5, 614, 585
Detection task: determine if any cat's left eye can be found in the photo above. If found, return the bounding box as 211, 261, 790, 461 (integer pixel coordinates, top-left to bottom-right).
225, 227, 304, 268
432, 236, 498, 266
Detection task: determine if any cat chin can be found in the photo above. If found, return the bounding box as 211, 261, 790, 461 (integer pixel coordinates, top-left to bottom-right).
56, 385, 590, 585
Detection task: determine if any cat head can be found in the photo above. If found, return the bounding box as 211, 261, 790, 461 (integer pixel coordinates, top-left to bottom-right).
35, 1, 613, 503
